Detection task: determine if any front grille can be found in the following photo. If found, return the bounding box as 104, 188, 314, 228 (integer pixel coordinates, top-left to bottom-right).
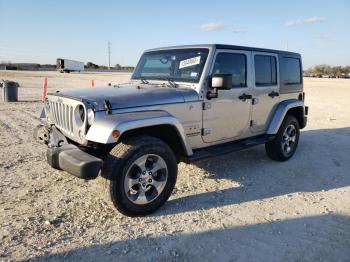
49, 100, 74, 135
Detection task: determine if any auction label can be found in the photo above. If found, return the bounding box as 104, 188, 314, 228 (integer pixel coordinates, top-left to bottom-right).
179, 56, 201, 69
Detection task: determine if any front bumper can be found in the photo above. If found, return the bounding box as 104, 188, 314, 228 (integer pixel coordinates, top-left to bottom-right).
47, 144, 103, 179
35, 124, 103, 180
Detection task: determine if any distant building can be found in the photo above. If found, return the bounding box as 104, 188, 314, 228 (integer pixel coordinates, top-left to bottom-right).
0, 63, 40, 70
0, 63, 55, 71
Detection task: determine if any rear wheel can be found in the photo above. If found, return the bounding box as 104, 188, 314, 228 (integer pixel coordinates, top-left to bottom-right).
101, 136, 177, 216
265, 114, 300, 161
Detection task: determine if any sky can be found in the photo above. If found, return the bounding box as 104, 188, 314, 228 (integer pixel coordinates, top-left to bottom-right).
0, 0, 349, 69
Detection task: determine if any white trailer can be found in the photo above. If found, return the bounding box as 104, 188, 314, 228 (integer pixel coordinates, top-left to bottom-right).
56, 58, 84, 73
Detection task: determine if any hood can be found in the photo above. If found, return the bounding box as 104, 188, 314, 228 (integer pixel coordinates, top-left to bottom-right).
51, 84, 199, 111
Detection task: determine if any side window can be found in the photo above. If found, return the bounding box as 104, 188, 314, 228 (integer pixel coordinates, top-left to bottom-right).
254, 55, 277, 86
213, 53, 247, 88
281, 57, 301, 85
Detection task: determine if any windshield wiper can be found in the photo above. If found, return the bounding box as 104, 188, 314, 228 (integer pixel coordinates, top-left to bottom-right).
160, 77, 177, 88
140, 77, 149, 84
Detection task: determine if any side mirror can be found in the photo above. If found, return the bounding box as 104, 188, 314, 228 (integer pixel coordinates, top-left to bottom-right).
211, 74, 232, 90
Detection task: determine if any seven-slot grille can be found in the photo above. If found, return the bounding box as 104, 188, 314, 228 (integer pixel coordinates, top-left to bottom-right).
49, 100, 74, 135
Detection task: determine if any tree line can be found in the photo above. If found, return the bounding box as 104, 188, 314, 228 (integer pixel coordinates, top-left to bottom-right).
85, 62, 134, 71
304, 65, 350, 78
0, 61, 135, 72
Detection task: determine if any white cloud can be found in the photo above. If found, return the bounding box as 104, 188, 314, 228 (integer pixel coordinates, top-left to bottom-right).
200, 22, 226, 32
305, 16, 326, 24
285, 16, 325, 27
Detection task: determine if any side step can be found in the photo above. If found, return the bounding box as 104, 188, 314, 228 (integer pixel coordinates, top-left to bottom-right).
186, 135, 274, 163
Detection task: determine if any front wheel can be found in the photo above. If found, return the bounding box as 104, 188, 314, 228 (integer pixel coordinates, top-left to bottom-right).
265, 114, 300, 161
101, 136, 178, 216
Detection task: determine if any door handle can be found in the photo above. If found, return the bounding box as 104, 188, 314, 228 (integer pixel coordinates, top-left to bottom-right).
238, 93, 252, 101
268, 91, 279, 98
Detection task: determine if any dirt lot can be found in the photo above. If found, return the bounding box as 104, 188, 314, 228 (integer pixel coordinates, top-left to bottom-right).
0, 71, 349, 262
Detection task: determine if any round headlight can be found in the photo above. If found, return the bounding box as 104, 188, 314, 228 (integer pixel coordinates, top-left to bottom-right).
78, 105, 85, 122
87, 108, 95, 126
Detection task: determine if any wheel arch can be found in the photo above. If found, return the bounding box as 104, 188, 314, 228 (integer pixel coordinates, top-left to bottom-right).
86, 111, 193, 159
267, 99, 306, 134
118, 124, 189, 161
286, 106, 305, 128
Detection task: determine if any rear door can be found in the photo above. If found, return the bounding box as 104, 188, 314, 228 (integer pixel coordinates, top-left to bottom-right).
250, 52, 280, 133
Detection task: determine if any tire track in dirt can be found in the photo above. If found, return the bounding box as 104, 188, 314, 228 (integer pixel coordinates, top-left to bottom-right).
0, 105, 46, 170
0, 118, 11, 130
0, 117, 23, 145
0, 108, 40, 142
18, 109, 42, 122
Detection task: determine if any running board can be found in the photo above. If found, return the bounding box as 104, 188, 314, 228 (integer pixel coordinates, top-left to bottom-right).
185, 135, 274, 163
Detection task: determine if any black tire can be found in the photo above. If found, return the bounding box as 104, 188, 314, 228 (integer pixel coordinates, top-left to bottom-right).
265, 114, 300, 161
101, 136, 178, 217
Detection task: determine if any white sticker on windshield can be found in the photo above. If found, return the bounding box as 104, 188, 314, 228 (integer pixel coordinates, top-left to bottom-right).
190, 72, 198, 77
179, 56, 201, 69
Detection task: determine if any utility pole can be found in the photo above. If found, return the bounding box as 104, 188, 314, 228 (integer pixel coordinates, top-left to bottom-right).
108, 41, 111, 70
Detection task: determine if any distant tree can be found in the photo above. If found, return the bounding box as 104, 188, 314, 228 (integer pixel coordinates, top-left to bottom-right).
115, 64, 122, 70
332, 66, 342, 77
305, 64, 350, 78
85, 62, 99, 69
121, 66, 135, 72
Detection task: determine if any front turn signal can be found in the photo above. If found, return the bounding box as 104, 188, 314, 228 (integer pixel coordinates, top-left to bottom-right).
112, 130, 120, 138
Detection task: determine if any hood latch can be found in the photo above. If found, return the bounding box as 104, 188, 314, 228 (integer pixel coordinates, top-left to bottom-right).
104, 99, 112, 114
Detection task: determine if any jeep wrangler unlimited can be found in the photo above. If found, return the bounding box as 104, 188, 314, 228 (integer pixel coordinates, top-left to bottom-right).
35, 44, 308, 216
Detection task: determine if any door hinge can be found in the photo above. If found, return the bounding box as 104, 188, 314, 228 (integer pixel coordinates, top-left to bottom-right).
201, 128, 211, 136
202, 102, 211, 110
250, 120, 257, 127
252, 98, 259, 105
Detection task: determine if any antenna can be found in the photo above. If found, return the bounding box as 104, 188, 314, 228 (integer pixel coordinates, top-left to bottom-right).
108, 41, 111, 70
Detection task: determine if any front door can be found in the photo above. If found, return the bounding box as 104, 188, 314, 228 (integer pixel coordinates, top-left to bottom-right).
250, 52, 280, 133
202, 50, 252, 143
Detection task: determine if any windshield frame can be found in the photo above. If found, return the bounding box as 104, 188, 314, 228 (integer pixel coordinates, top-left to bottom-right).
131, 48, 210, 84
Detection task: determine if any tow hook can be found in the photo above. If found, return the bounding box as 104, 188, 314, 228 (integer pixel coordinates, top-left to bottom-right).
33, 124, 50, 144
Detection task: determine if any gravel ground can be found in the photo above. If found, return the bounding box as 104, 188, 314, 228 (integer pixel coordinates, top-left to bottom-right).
0, 71, 349, 262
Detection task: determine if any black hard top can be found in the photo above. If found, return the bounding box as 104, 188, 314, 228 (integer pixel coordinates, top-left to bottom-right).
147, 44, 301, 57
214, 44, 300, 56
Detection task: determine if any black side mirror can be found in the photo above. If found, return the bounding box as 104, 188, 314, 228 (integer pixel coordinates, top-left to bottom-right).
211, 74, 232, 90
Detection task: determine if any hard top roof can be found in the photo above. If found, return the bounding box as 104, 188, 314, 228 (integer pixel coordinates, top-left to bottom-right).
146, 44, 300, 57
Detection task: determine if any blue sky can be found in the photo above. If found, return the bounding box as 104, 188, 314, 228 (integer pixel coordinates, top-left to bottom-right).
0, 0, 349, 68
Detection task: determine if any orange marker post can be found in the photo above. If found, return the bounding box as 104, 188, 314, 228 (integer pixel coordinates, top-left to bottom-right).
91, 79, 95, 88
41, 77, 48, 102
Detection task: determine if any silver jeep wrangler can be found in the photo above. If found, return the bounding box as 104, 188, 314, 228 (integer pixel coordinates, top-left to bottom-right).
35, 44, 308, 216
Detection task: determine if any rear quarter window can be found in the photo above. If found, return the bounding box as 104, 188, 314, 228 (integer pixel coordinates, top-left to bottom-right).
281, 57, 301, 85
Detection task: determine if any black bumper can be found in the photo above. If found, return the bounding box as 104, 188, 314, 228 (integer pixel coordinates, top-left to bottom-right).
47, 144, 103, 180
301, 106, 309, 129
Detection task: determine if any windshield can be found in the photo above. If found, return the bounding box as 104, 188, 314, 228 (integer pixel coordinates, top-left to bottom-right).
132, 48, 209, 83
